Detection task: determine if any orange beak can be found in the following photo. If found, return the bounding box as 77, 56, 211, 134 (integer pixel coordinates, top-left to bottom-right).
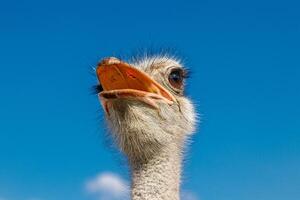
96, 57, 175, 113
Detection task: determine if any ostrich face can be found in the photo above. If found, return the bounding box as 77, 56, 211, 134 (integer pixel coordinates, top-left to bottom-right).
96, 56, 196, 160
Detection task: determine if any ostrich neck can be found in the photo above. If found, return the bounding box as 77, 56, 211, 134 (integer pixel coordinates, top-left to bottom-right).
130, 144, 182, 200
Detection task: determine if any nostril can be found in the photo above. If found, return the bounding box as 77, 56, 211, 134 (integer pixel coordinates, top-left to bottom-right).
98, 57, 121, 66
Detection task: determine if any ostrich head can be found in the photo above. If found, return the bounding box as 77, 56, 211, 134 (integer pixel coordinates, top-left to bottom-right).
96, 56, 196, 162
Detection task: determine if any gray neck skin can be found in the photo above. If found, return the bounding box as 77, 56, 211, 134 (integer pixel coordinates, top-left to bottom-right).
130, 144, 182, 200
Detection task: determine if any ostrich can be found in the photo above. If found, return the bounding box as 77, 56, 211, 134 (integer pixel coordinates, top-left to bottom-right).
95, 55, 196, 200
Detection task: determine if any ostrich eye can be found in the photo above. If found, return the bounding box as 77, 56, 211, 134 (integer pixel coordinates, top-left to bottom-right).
168, 68, 184, 90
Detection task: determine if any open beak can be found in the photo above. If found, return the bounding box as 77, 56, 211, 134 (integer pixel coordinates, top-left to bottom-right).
96, 57, 175, 114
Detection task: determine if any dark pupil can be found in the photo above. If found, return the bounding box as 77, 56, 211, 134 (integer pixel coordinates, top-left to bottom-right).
170, 70, 182, 83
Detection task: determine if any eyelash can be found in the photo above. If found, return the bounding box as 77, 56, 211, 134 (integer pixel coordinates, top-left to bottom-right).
171, 68, 190, 80
182, 68, 190, 79
92, 84, 103, 94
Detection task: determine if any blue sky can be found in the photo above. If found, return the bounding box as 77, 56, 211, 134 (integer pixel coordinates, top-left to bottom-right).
0, 0, 299, 199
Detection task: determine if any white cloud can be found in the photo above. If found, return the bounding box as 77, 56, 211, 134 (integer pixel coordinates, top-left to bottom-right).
85, 172, 199, 200
181, 190, 199, 200
85, 172, 129, 200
